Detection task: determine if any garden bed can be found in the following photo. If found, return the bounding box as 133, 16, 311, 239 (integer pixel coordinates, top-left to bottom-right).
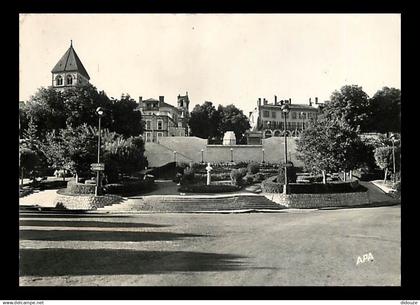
178, 184, 242, 193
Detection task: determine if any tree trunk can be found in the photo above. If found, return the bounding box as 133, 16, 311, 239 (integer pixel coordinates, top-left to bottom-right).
384, 168, 388, 184
349, 170, 352, 180
75, 172, 79, 183
322, 170, 326, 184
21, 168, 24, 186
343, 171, 346, 182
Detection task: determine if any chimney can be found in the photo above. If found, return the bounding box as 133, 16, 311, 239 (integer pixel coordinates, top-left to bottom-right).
186, 91, 188, 96
139, 96, 143, 103
257, 98, 261, 107
263, 98, 267, 105
159, 96, 164, 103
280, 100, 284, 106
289, 98, 292, 104
309, 97, 312, 106
274, 95, 278, 105
315, 97, 318, 104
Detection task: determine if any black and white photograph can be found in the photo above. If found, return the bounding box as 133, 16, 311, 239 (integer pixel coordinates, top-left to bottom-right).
18, 13, 401, 288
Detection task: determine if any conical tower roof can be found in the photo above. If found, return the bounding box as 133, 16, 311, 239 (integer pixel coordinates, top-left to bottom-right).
51, 41, 90, 80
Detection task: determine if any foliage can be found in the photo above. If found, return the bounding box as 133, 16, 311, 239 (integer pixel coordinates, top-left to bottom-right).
108, 94, 144, 137
188, 102, 250, 143
374, 146, 400, 182
287, 182, 366, 194
178, 184, 241, 193
277, 165, 297, 184
180, 167, 196, 185
369, 87, 401, 134
230, 168, 248, 186
19, 147, 40, 179
188, 101, 221, 139
40, 124, 147, 182
296, 120, 366, 174
247, 162, 260, 175
217, 104, 251, 143
323, 85, 373, 132
261, 176, 283, 193
23, 84, 143, 138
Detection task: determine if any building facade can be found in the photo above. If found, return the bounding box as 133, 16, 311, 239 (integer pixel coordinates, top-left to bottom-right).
51, 41, 90, 91
137, 93, 190, 143
247, 96, 322, 143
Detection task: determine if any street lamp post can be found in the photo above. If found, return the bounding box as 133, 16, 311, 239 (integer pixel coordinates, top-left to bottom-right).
281, 103, 290, 194
230, 148, 234, 162
95, 107, 104, 197
262, 148, 265, 164
201, 149, 204, 164
174, 151, 177, 166
391, 135, 396, 183
301, 112, 305, 134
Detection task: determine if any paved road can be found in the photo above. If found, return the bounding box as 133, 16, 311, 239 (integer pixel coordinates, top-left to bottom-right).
19, 205, 400, 286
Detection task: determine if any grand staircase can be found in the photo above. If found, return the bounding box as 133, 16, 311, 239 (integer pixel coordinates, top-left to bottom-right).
97, 195, 285, 213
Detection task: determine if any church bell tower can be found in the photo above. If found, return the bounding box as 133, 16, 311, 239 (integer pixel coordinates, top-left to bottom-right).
51, 41, 90, 91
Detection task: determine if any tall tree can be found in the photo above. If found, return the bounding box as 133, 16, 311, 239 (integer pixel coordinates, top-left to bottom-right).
188, 101, 221, 139
323, 85, 373, 132
218, 104, 251, 143
296, 119, 366, 182
109, 94, 144, 137
369, 87, 401, 135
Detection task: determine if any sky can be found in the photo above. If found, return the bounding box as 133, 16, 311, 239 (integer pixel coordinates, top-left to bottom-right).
19, 14, 401, 115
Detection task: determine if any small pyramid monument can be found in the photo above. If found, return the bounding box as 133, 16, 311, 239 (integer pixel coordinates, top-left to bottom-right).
51, 40, 90, 91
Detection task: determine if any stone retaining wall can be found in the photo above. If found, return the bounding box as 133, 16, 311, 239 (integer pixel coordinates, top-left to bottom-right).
264, 191, 370, 208
54, 193, 123, 210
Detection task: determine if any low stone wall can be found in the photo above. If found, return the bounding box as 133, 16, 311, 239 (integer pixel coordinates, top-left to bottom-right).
264, 191, 370, 208
54, 193, 123, 210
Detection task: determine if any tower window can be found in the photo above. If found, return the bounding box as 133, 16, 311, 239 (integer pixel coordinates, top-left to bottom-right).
66, 75, 73, 85
56, 75, 63, 86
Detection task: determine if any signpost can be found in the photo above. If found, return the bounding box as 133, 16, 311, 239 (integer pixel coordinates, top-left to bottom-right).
91, 163, 105, 171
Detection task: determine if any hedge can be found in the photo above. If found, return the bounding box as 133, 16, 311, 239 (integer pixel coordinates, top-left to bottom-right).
103, 179, 155, 196
30, 180, 68, 190
262, 176, 367, 194
178, 184, 241, 193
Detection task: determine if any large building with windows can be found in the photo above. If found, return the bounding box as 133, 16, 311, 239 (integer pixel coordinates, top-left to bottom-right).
247, 96, 322, 144
51, 41, 90, 91
137, 93, 190, 143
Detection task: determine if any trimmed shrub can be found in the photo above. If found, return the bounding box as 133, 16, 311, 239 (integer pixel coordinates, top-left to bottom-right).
277, 165, 297, 184
178, 184, 241, 193
230, 168, 247, 186
247, 162, 260, 175
30, 179, 68, 190
182, 167, 195, 183
261, 176, 283, 193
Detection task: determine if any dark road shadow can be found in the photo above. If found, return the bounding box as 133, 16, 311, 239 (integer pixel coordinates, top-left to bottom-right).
20, 249, 247, 277
19, 220, 169, 228
19, 213, 133, 219
19, 229, 205, 242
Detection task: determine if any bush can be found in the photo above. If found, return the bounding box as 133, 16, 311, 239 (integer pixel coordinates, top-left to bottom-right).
182, 167, 195, 184
33, 180, 68, 190
261, 176, 283, 193
247, 162, 260, 175
230, 168, 248, 186
178, 184, 241, 193
277, 165, 297, 184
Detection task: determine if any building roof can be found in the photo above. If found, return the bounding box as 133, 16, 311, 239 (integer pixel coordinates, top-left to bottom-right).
261, 103, 318, 111
51, 42, 90, 80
